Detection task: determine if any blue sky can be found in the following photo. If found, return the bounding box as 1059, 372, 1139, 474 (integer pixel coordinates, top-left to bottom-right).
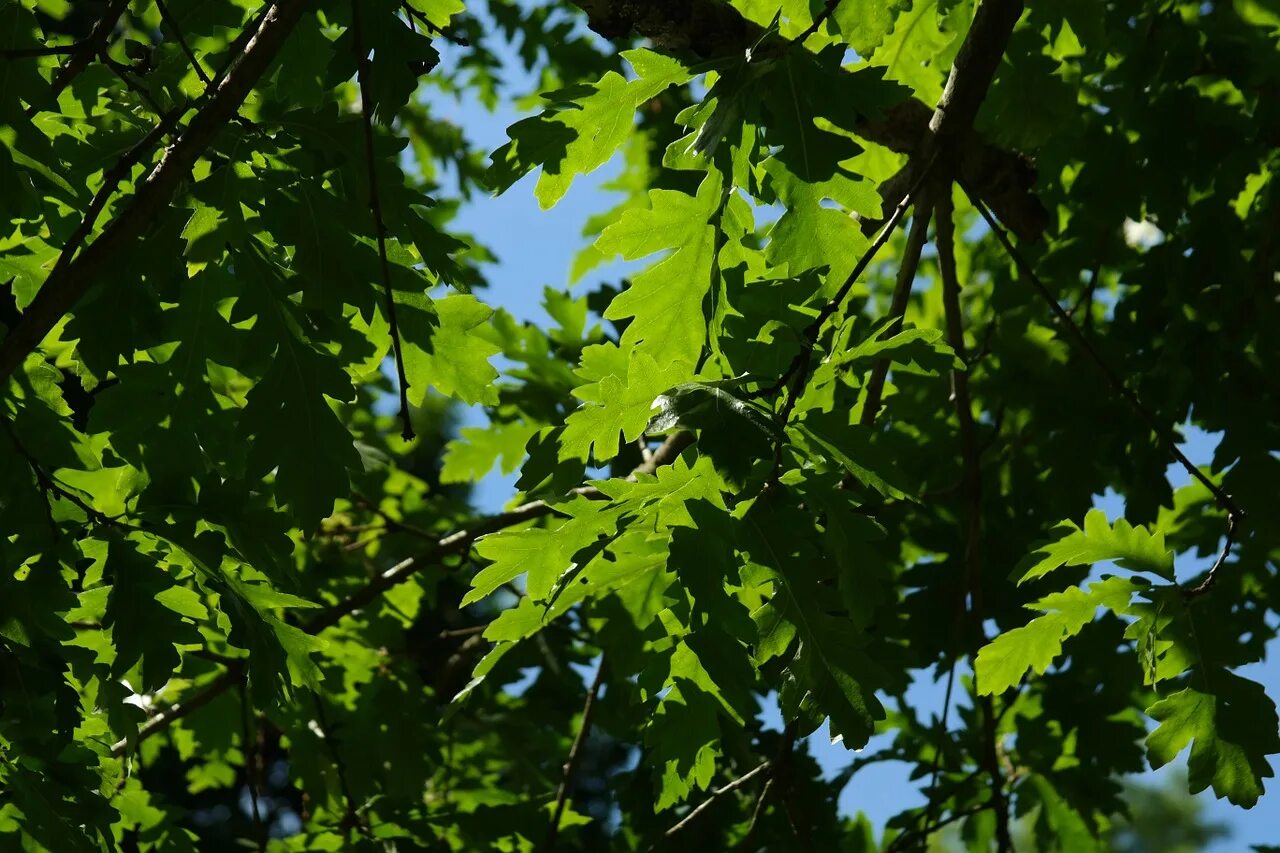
420, 11, 1280, 847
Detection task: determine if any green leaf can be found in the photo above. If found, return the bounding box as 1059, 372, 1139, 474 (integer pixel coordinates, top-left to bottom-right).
976, 576, 1140, 695
561, 352, 694, 461
103, 541, 203, 692
741, 498, 887, 747
793, 412, 914, 499
1017, 509, 1175, 584
441, 420, 539, 484
400, 293, 501, 406
1146, 673, 1280, 808
489, 50, 695, 207
597, 171, 724, 365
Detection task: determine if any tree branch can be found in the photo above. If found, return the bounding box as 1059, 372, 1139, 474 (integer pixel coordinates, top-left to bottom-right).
566, 0, 1046, 241
650, 761, 771, 847
155, 0, 213, 85
858, 201, 934, 426
352, 0, 415, 441
887, 800, 996, 852
110, 664, 243, 757
937, 191, 1011, 852
46, 0, 131, 101
961, 184, 1247, 528
543, 656, 608, 852
0, 0, 313, 385
0, 42, 83, 59
107, 432, 696, 754
794, 0, 844, 44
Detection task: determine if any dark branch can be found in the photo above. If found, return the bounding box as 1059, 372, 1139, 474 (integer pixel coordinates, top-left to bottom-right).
45, 108, 184, 284
155, 0, 213, 85
794, 0, 844, 43
651, 761, 771, 847
961, 184, 1246, 525
110, 664, 244, 757
46, 0, 131, 101
887, 800, 996, 852
352, 0, 415, 441
858, 202, 934, 426
108, 430, 694, 756
0, 0, 314, 384
937, 191, 1012, 852
1182, 513, 1240, 599
0, 42, 83, 59
567, 0, 1046, 241
543, 657, 608, 852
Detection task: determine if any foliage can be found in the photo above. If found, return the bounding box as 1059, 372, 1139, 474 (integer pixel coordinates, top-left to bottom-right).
1, 0, 1278, 850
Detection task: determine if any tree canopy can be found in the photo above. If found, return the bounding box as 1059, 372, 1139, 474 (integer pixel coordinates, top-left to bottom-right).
1, 0, 1279, 849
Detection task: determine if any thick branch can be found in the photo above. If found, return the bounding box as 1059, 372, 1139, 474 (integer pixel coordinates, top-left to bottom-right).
0, 0, 312, 385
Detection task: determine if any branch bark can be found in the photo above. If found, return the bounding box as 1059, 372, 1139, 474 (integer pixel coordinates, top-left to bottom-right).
543, 656, 608, 852
937, 192, 1011, 852
0, 0, 313, 384
858, 201, 933, 426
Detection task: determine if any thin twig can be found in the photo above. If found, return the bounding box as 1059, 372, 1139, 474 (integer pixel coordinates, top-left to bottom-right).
2, 417, 123, 526
761, 154, 940, 403
108, 433, 694, 755
739, 723, 798, 846
101, 54, 170, 119
858, 201, 934, 426
794, 0, 844, 43
741, 777, 774, 844
352, 0, 415, 441
887, 800, 996, 852
400, 2, 470, 45
110, 664, 243, 756
46, 0, 131, 102
919, 656, 959, 833
310, 693, 367, 835
937, 191, 1011, 852
155, 0, 213, 84
1069, 265, 1099, 330
961, 185, 1246, 526
651, 761, 771, 847
1182, 513, 1240, 598
0, 42, 83, 59
238, 677, 267, 851
543, 656, 608, 852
